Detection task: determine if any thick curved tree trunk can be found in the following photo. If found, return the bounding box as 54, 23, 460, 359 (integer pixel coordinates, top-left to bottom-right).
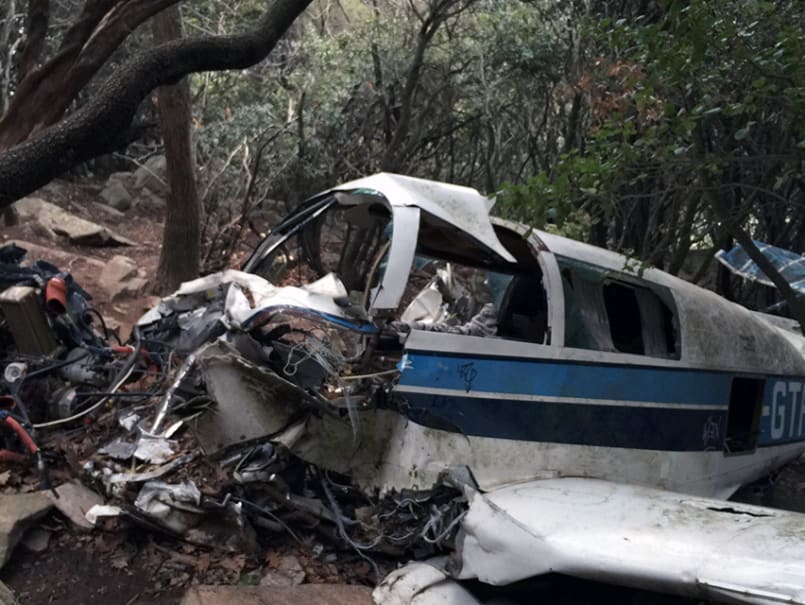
152, 5, 200, 294
0, 0, 182, 150
0, 0, 313, 208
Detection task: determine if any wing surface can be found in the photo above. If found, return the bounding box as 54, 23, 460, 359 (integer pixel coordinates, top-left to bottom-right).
376, 478, 805, 604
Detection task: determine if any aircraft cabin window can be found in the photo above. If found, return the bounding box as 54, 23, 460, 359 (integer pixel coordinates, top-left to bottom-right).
559, 257, 679, 359
394, 257, 548, 344
603, 282, 645, 355
391, 220, 549, 343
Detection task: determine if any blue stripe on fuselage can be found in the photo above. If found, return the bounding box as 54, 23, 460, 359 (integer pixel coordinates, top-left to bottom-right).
394, 351, 737, 451
398, 351, 731, 406
399, 392, 723, 451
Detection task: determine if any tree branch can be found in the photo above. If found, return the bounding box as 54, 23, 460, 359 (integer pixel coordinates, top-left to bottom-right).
0, 0, 313, 207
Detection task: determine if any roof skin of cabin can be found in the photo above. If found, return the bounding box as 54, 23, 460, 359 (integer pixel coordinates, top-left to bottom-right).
526, 225, 805, 376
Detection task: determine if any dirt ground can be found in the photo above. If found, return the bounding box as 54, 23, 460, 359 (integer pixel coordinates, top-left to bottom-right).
0, 515, 378, 605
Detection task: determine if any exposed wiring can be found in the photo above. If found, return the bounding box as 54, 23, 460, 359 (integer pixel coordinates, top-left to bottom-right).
0, 409, 54, 493
86, 307, 120, 345
32, 365, 136, 429
319, 472, 380, 579
21, 350, 91, 383
338, 368, 399, 381
1, 412, 38, 454
74, 391, 166, 399
149, 349, 197, 436
231, 496, 303, 544
32, 326, 142, 429
420, 508, 467, 545
1, 392, 31, 428
0, 449, 28, 464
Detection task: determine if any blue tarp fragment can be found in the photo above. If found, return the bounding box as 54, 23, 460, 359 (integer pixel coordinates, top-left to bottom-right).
715, 240, 805, 293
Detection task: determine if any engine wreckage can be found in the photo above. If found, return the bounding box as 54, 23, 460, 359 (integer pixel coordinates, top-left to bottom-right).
3, 173, 805, 604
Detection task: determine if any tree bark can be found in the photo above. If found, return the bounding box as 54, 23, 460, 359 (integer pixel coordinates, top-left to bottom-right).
16, 0, 49, 80
1, 0, 49, 226
152, 5, 200, 293
0, 0, 181, 149
0, 0, 313, 208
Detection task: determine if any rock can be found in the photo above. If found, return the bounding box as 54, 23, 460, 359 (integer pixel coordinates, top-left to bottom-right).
133, 155, 168, 195
34, 180, 70, 203
0, 580, 18, 605
111, 276, 148, 301
107, 171, 134, 188
99, 180, 133, 211
0, 492, 52, 568
99, 255, 139, 299
5, 240, 105, 273
27, 220, 57, 240
180, 585, 374, 605
15, 197, 135, 247
20, 527, 51, 553
46, 481, 104, 531
134, 188, 167, 210
259, 555, 305, 587
90, 201, 125, 218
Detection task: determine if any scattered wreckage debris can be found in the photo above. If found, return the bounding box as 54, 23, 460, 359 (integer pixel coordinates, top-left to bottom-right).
4, 174, 805, 605
0, 229, 466, 597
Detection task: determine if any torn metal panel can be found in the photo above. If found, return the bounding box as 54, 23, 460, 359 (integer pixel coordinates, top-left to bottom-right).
98, 438, 137, 460
103, 453, 196, 484
374, 560, 481, 605
134, 480, 203, 533
193, 342, 304, 455
370, 205, 420, 311
224, 272, 356, 330
84, 504, 123, 526
330, 173, 516, 263
454, 478, 805, 605
133, 436, 175, 464
139, 269, 360, 335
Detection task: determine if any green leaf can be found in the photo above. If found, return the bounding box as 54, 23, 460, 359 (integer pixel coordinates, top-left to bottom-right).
734, 127, 750, 141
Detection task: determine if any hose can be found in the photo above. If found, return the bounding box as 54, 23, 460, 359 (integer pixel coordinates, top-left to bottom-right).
87, 307, 121, 345
0, 449, 28, 464
0, 410, 54, 493
2, 414, 38, 454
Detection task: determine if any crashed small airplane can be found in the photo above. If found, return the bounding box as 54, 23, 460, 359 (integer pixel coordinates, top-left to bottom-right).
139, 173, 805, 604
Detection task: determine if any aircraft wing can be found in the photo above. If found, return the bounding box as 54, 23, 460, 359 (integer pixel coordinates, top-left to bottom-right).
375, 478, 805, 605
